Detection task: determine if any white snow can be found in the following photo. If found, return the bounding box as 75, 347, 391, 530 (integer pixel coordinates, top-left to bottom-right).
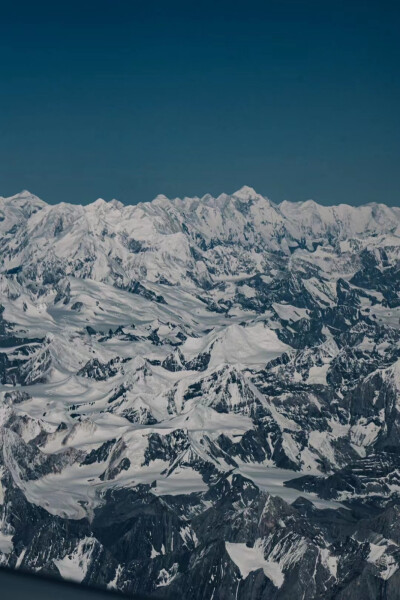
236, 465, 344, 510
156, 563, 179, 587
350, 419, 381, 448
307, 363, 330, 385
53, 537, 97, 583
151, 467, 208, 496
272, 303, 309, 322
0, 531, 13, 554
181, 322, 290, 369
225, 540, 284, 588
320, 548, 338, 578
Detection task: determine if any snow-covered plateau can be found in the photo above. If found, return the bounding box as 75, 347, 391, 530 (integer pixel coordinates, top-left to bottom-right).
1, 186, 400, 599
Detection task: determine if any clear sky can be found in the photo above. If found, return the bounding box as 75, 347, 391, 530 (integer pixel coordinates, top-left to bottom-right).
1, 0, 399, 206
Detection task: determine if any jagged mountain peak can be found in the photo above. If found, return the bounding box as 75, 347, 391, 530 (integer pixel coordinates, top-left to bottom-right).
4, 189, 45, 201
88, 197, 111, 208
0, 189, 47, 213
232, 185, 262, 200
2, 187, 400, 232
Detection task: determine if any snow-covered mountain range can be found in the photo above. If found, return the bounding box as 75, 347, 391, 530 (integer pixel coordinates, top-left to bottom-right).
1, 187, 400, 599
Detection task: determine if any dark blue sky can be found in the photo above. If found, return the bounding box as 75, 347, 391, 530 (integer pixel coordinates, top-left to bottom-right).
1, 0, 399, 205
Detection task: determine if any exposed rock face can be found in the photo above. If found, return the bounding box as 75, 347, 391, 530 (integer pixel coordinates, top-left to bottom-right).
1, 188, 400, 598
